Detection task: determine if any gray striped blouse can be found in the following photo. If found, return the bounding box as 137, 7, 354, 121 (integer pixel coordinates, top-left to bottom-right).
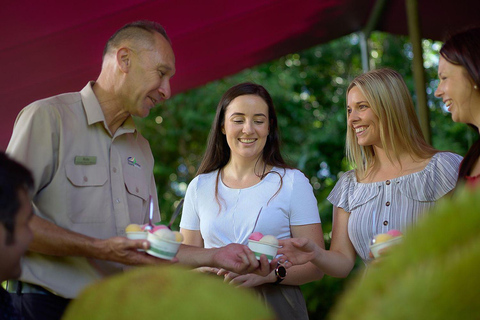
327, 152, 463, 263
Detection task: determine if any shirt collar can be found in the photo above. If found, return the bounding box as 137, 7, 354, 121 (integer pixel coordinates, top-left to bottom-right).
80, 81, 137, 137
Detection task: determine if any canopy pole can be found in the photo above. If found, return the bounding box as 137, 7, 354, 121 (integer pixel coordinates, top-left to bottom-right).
360, 32, 369, 73
406, 0, 431, 144
360, 0, 389, 72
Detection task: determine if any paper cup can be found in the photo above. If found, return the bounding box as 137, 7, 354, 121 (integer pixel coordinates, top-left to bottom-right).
126, 231, 148, 251
248, 240, 279, 262
369, 236, 403, 259
146, 232, 181, 260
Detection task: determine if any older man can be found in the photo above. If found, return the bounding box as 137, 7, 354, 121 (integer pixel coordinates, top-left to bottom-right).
6, 21, 272, 320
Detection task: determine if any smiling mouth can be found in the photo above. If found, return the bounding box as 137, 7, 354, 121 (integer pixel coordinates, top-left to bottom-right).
148, 96, 157, 105
355, 127, 367, 134
239, 138, 256, 143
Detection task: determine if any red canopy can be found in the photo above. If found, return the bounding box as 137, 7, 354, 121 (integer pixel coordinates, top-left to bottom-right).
1, 0, 477, 149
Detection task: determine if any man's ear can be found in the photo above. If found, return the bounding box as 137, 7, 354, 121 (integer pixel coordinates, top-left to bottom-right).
117, 48, 131, 73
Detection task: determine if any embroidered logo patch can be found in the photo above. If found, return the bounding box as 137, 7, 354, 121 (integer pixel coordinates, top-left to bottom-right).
127, 157, 141, 168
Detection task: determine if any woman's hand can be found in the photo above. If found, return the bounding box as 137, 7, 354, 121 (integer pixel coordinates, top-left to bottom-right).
277, 237, 319, 266
219, 269, 272, 288
193, 266, 220, 274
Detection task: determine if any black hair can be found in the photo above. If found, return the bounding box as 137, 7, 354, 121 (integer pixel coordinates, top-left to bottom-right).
0, 152, 34, 244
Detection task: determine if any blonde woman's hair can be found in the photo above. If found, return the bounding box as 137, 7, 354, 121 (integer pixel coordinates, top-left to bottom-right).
345, 68, 437, 179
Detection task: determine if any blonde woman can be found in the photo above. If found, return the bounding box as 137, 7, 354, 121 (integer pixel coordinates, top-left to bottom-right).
278, 68, 462, 277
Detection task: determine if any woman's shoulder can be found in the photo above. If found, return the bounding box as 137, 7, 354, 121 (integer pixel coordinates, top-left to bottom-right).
189, 170, 219, 188
431, 151, 463, 165
274, 167, 313, 183
424, 151, 463, 175
333, 169, 357, 186
329, 169, 358, 195
327, 169, 372, 211
398, 152, 462, 201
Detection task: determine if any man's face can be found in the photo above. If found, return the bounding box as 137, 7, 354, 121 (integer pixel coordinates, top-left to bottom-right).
0, 189, 33, 281
124, 33, 176, 118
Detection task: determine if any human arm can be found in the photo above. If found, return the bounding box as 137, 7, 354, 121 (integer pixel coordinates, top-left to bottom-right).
28, 214, 167, 265
180, 228, 219, 274
179, 228, 278, 276
278, 206, 357, 278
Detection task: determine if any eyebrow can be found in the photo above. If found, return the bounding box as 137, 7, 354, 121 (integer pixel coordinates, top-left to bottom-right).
347, 100, 369, 108
157, 66, 176, 80
158, 65, 173, 71
229, 112, 267, 117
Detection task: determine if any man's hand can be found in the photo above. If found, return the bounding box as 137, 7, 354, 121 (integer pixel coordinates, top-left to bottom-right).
277, 237, 317, 266
211, 243, 290, 276
210, 243, 260, 274
93, 236, 177, 265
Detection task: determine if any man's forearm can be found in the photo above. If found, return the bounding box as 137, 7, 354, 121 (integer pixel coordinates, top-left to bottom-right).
175, 244, 217, 268
28, 214, 98, 257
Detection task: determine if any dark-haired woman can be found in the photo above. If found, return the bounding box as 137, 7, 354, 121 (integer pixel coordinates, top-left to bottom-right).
180, 83, 324, 320
435, 26, 480, 188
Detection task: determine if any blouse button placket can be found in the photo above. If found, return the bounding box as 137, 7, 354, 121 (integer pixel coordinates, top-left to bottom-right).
382, 180, 392, 232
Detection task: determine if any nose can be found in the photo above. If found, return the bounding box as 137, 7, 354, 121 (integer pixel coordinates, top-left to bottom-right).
347, 109, 359, 127
242, 121, 253, 134
158, 80, 171, 100
434, 84, 443, 98
434, 81, 445, 98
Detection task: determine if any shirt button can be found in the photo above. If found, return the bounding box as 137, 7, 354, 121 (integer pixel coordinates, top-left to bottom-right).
113, 167, 117, 173
386, 201, 391, 206
83, 176, 88, 182
383, 220, 388, 226
116, 198, 121, 203
386, 180, 391, 185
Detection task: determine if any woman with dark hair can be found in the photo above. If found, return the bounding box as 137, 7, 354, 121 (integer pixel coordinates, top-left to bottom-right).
435, 26, 480, 188
180, 82, 324, 320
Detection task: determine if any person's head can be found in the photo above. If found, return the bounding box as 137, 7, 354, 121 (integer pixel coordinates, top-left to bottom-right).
346, 68, 436, 177
101, 20, 176, 118
0, 152, 34, 281
435, 26, 480, 126
197, 82, 289, 175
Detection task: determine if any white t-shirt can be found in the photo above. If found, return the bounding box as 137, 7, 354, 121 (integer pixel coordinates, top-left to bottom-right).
180, 167, 321, 248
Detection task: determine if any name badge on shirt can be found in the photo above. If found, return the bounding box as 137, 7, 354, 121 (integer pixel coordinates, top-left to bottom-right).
74, 156, 97, 165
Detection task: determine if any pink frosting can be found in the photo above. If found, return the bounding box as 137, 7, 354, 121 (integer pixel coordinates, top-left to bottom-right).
141, 224, 168, 233
152, 225, 168, 233
386, 229, 403, 237
249, 232, 264, 241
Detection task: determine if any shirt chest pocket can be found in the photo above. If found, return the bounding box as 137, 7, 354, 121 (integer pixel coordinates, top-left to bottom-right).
65, 164, 108, 223
123, 165, 149, 223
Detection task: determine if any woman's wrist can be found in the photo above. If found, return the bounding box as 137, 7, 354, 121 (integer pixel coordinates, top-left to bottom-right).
267, 270, 277, 284
312, 244, 325, 267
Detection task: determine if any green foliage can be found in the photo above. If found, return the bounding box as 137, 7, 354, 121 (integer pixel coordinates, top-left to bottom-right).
136, 31, 473, 319
329, 186, 480, 320
62, 265, 273, 320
